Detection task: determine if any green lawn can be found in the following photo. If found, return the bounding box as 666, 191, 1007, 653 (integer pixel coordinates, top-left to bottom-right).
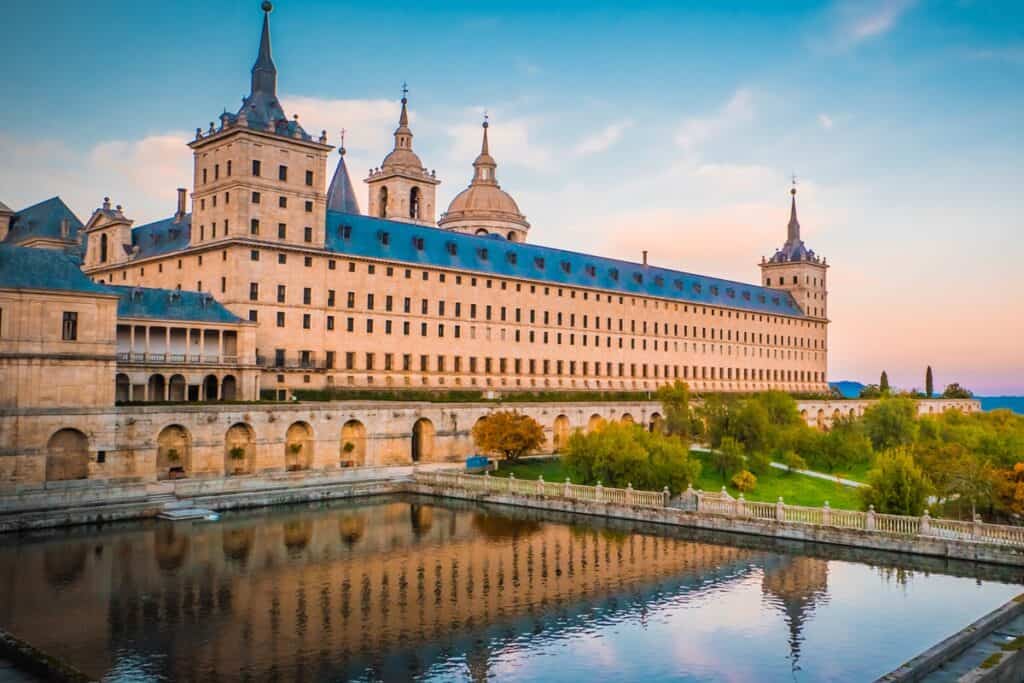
481, 454, 864, 510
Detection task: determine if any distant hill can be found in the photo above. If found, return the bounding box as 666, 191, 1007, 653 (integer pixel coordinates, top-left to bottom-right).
830, 381, 865, 399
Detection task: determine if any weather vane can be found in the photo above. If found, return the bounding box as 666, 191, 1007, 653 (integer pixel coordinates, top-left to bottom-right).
401, 82, 408, 99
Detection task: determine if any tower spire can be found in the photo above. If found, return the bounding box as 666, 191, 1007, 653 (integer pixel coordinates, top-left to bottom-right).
481, 111, 490, 155
787, 178, 800, 243
398, 82, 409, 127
251, 2, 277, 97
471, 114, 497, 186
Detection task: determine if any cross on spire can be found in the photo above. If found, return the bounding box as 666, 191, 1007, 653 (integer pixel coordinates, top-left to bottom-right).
339, 128, 346, 154
401, 81, 408, 101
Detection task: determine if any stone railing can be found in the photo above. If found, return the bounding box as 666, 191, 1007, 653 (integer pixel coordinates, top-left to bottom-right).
681, 485, 1024, 548
414, 470, 670, 509
413, 471, 1024, 549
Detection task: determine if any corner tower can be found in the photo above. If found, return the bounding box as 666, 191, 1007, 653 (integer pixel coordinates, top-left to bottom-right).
186, 2, 333, 249
365, 88, 440, 225
759, 183, 828, 319
439, 116, 530, 242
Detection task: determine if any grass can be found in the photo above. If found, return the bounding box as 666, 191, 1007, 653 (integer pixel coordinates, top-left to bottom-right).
481, 453, 864, 510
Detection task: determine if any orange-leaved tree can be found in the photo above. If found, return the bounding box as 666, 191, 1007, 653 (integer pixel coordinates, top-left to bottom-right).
472, 411, 546, 462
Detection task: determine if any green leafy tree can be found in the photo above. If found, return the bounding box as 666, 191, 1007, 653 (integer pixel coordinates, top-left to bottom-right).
746, 450, 771, 475
861, 448, 932, 515
925, 366, 934, 398
880, 370, 890, 394
781, 449, 807, 475
729, 400, 771, 454
656, 380, 692, 438
859, 384, 883, 399
817, 418, 873, 472
942, 383, 974, 399
699, 394, 736, 449
947, 453, 995, 519
472, 411, 545, 462
862, 397, 919, 451
710, 436, 745, 483
564, 422, 698, 493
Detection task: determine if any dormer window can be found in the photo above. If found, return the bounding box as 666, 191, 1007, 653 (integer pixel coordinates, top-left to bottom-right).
632, 272, 642, 284
726, 288, 735, 298
610, 268, 619, 281
693, 283, 702, 294
585, 265, 596, 277
560, 260, 571, 273
758, 294, 766, 303
378, 231, 390, 246
535, 257, 545, 269
413, 236, 425, 250
654, 276, 664, 287
742, 291, 751, 301
673, 279, 683, 290
477, 247, 489, 260
446, 242, 457, 256
710, 286, 719, 296
340, 225, 352, 239
507, 252, 517, 265
772, 296, 781, 305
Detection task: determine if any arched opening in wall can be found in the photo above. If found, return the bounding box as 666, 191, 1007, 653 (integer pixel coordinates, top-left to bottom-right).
339, 514, 366, 546
507, 231, 518, 242
285, 421, 314, 471
168, 374, 186, 402
649, 412, 664, 433
115, 373, 130, 403
409, 187, 421, 220
202, 374, 218, 401
410, 503, 433, 536
225, 422, 255, 476
816, 409, 826, 430
552, 415, 571, 452
154, 525, 189, 571
340, 419, 366, 466
378, 186, 388, 218
587, 414, 606, 433
45, 429, 89, 482
43, 544, 87, 588
156, 424, 191, 481
283, 519, 313, 555
221, 375, 238, 401
832, 408, 842, 425
411, 418, 435, 463
222, 528, 254, 564
147, 374, 166, 402
99, 233, 108, 263
620, 413, 635, 425
800, 409, 809, 423
475, 228, 488, 236
849, 408, 856, 419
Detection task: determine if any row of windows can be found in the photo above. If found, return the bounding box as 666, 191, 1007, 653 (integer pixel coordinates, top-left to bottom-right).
200, 160, 314, 187
269, 348, 824, 384
197, 191, 315, 213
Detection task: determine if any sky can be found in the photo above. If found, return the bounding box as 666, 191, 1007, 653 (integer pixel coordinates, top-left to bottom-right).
2, 0, 1022, 395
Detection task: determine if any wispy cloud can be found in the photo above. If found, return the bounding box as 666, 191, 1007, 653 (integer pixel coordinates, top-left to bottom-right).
574, 119, 633, 157
674, 88, 755, 153
818, 113, 835, 130
446, 108, 551, 171
816, 0, 917, 52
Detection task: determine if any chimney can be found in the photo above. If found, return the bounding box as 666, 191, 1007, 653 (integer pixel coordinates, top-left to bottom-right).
642, 250, 648, 267
174, 188, 187, 222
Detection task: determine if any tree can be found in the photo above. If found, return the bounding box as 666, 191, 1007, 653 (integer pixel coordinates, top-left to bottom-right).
710, 436, 745, 483
880, 370, 890, 394
563, 422, 699, 493
942, 383, 974, 399
656, 380, 692, 438
816, 418, 873, 472
699, 394, 736, 449
859, 384, 883, 399
781, 449, 807, 475
860, 448, 932, 515
729, 400, 771, 454
947, 453, 995, 519
925, 366, 934, 398
861, 397, 919, 451
472, 411, 545, 462
732, 470, 757, 493
752, 391, 803, 428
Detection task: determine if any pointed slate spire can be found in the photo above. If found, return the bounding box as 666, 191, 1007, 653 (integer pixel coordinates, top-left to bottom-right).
251, 2, 277, 97
787, 185, 800, 243
471, 114, 498, 186
327, 132, 361, 215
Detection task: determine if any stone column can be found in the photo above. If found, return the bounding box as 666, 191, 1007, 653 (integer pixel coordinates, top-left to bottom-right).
776, 497, 785, 522
866, 505, 876, 531
822, 501, 831, 526
919, 510, 930, 536
218, 330, 224, 363
144, 326, 151, 360
625, 483, 633, 506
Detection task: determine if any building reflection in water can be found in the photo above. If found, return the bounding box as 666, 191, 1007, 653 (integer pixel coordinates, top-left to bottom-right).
0, 497, 838, 681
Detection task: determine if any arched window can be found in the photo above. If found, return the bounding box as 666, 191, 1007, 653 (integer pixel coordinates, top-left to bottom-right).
475, 228, 488, 236
409, 187, 421, 220
378, 187, 388, 218
99, 233, 108, 263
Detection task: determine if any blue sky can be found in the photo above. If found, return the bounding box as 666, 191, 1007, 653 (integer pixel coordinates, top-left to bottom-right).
2, 0, 1022, 393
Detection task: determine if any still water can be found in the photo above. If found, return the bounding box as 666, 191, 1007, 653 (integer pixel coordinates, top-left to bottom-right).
0, 495, 1020, 682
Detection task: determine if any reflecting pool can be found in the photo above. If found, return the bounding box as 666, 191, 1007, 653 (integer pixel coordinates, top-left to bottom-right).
0, 495, 1020, 682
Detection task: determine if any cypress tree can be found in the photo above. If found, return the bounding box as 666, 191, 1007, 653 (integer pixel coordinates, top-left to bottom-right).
880, 370, 890, 393
925, 366, 934, 397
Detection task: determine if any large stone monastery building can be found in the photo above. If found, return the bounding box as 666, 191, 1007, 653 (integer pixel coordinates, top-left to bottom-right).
1, 2, 829, 406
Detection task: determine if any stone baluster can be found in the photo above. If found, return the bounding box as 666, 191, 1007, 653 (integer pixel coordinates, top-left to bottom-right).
866, 505, 876, 531
596, 480, 603, 503
920, 509, 930, 536
508, 472, 515, 493
823, 501, 831, 526
564, 477, 571, 499
776, 496, 785, 522
625, 483, 633, 506
537, 475, 544, 496
663, 486, 670, 507
973, 514, 983, 540
737, 493, 745, 518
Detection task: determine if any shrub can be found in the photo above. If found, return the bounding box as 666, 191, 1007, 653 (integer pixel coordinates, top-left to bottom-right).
710, 436, 745, 483
861, 448, 932, 515
342, 441, 355, 453
472, 411, 545, 462
229, 446, 246, 460
746, 450, 771, 475
781, 450, 807, 474
732, 470, 757, 493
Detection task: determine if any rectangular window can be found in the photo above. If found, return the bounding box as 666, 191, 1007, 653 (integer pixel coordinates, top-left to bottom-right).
347, 292, 355, 308
251, 191, 260, 204
278, 253, 286, 264
326, 351, 335, 368
346, 352, 355, 370
61, 312, 78, 341
279, 196, 287, 208
304, 227, 313, 242
326, 315, 335, 330
277, 285, 286, 303
276, 312, 285, 327
250, 249, 260, 261
250, 218, 260, 235
278, 165, 288, 181
249, 282, 259, 301
278, 223, 286, 239
302, 313, 311, 329
305, 200, 313, 212
274, 349, 285, 367
367, 294, 375, 310
305, 170, 314, 186
403, 354, 412, 371
252, 160, 261, 176
248, 309, 258, 322
303, 287, 311, 305
365, 353, 374, 370
328, 290, 336, 307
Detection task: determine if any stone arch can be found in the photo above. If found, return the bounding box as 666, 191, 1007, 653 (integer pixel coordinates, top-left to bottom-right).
849, 408, 856, 419
587, 413, 606, 433
156, 424, 191, 480
378, 186, 388, 217
507, 231, 518, 242
221, 374, 238, 401
168, 374, 186, 402
202, 374, 218, 401
410, 503, 433, 536
620, 413, 634, 425
832, 408, 842, 424
283, 520, 313, 553
475, 228, 488, 236
225, 422, 255, 476
45, 428, 89, 482
222, 528, 254, 563
816, 408, 826, 430
800, 409, 809, 423
411, 418, 435, 463
285, 421, 314, 471
147, 374, 166, 402
552, 414, 571, 452
340, 419, 366, 466
154, 525, 189, 571
649, 412, 664, 433
339, 514, 366, 547
115, 373, 130, 403
99, 233, 108, 262
409, 186, 421, 220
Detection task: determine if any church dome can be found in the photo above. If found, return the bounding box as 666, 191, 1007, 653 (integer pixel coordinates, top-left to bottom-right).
438, 119, 530, 240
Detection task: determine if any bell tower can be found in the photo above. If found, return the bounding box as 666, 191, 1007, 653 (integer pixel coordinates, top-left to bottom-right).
365, 86, 440, 225
759, 182, 828, 320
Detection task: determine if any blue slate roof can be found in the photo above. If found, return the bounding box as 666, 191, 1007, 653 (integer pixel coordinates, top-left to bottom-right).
0, 243, 110, 294
106, 285, 244, 324
131, 214, 191, 259
326, 152, 361, 215
325, 211, 806, 317
3, 197, 84, 246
